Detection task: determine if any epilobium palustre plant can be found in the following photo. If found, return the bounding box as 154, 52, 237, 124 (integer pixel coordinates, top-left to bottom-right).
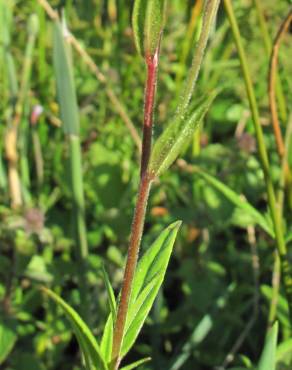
42, 1, 221, 369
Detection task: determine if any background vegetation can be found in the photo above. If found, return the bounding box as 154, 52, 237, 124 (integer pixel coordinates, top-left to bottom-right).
0, 0, 291, 369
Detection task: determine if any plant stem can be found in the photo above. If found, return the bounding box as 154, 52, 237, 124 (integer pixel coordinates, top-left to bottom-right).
111, 50, 160, 369
224, 0, 292, 324
111, 174, 152, 369
253, 0, 287, 124
141, 52, 159, 176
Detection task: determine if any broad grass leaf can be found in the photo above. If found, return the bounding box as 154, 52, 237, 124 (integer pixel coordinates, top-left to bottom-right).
258, 321, 278, 370
149, 91, 217, 177
0, 318, 17, 364
53, 21, 79, 135
194, 168, 274, 237
42, 288, 107, 370
100, 314, 113, 365
121, 221, 181, 357
120, 357, 151, 370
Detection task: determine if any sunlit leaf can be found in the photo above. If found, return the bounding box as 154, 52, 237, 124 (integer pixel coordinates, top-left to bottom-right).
149, 91, 217, 177
132, 0, 165, 57
258, 321, 278, 370
121, 221, 181, 357
120, 357, 151, 370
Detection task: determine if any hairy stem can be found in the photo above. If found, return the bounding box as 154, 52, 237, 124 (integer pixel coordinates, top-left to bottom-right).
111, 51, 160, 370
141, 52, 159, 176
224, 0, 292, 324
111, 175, 152, 369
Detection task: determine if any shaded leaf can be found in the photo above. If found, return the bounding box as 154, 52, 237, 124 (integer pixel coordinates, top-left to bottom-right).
42, 287, 106, 370
193, 168, 274, 237
0, 318, 17, 364
101, 265, 117, 320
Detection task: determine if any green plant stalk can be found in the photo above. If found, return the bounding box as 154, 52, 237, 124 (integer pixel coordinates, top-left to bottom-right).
69, 135, 88, 261
224, 0, 292, 324
253, 0, 287, 124
69, 134, 90, 321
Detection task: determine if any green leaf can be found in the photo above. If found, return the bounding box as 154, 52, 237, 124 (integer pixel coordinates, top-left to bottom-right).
120, 357, 151, 370
100, 314, 114, 366
258, 321, 278, 370
0, 318, 17, 365
121, 221, 181, 357
132, 0, 165, 57
144, 0, 165, 57
101, 265, 117, 320
132, 0, 146, 56
42, 288, 107, 370
53, 21, 79, 135
261, 285, 290, 328
149, 91, 217, 177
193, 168, 274, 237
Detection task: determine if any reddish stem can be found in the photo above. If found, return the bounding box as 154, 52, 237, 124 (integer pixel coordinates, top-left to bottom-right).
140, 50, 159, 177
111, 49, 160, 370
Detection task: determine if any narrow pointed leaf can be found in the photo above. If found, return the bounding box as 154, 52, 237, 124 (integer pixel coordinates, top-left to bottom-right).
100, 314, 114, 365
101, 265, 117, 320
193, 168, 274, 237
132, 0, 147, 56
131, 221, 181, 303
120, 357, 151, 370
258, 321, 278, 370
53, 21, 79, 135
144, 0, 165, 57
42, 288, 107, 370
149, 91, 217, 177
121, 221, 181, 357
132, 0, 165, 57
125, 274, 160, 334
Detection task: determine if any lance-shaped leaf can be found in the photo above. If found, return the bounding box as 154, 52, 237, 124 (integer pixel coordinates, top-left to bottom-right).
120, 357, 151, 370
42, 288, 107, 370
149, 90, 217, 177
120, 221, 181, 357
258, 321, 278, 370
132, 0, 166, 58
